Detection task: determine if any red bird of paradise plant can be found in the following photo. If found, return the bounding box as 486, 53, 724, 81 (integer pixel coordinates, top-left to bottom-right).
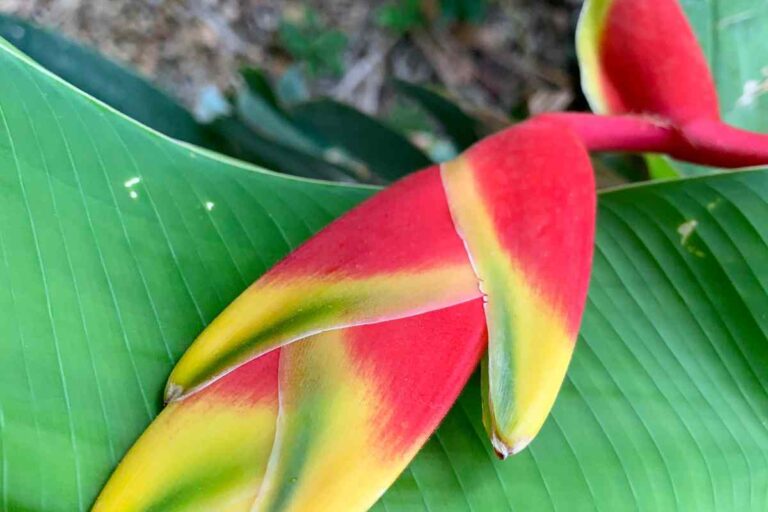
94, 0, 768, 510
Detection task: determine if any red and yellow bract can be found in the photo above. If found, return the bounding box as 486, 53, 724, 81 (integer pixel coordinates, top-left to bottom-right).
98, 117, 598, 510
94, 351, 281, 511
165, 168, 480, 401
253, 302, 486, 511
442, 118, 595, 457
96, 302, 486, 511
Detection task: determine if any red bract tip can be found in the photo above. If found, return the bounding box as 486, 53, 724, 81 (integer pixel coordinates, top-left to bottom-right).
441, 118, 595, 455
579, 0, 719, 123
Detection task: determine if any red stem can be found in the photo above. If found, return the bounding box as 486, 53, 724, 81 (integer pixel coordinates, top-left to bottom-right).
538, 112, 768, 169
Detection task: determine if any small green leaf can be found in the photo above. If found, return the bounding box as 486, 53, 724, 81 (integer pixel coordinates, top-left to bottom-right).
289, 99, 433, 181
233, 68, 374, 181
376, 0, 427, 34
646, 154, 683, 180
278, 8, 348, 77
239, 67, 280, 110
394, 79, 481, 150
235, 80, 324, 157
210, 116, 360, 182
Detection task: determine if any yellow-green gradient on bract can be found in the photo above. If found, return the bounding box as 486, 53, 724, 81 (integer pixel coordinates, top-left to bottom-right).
96, 301, 486, 512
253, 301, 486, 511
93, 352, 280, 511
166, 267, 479, 402
441, 119, 595, 457
576, 0, 613, 114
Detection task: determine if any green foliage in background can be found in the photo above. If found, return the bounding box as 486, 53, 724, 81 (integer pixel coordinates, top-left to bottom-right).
439, 0, 489, 24
376, 0, 428, 34
376, 0, 489, 33
278, 7, 348, 77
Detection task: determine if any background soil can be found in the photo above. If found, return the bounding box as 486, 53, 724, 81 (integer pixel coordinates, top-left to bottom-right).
0, 0, 584, 120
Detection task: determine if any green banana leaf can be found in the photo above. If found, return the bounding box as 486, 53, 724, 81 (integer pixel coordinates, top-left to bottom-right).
0, 14, 212, 149
0, 9, 767, 512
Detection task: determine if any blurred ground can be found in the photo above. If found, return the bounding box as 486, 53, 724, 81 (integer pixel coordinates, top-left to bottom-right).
0, 0, 583, 119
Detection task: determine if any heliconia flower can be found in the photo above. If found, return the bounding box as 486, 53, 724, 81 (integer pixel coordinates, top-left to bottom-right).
165, 117, 595, 456
96, 301, 486, 511
96, 118, 598, 510
576, 0, 768, 167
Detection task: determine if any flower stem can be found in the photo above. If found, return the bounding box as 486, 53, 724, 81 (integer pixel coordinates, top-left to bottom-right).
539, 112, 768, 169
